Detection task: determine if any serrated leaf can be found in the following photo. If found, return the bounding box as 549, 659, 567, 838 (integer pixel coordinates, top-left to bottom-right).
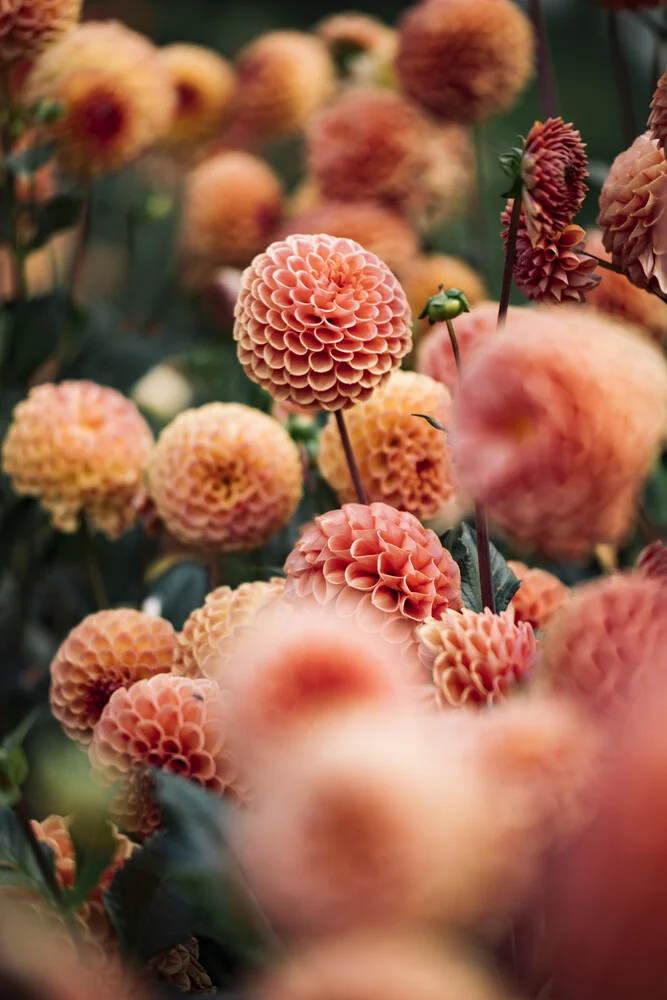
411, 413, 448, 433
440, 522, 520, 613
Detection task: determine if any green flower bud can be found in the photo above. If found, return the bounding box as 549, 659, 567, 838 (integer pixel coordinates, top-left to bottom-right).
418, 285, 471, 325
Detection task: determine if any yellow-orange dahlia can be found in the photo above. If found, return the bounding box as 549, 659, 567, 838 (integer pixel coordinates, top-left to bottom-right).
174, 578, 286, 680
88, 673, 239, 837
0, 0, 81, 63
234, 233, 412, 411
1, 380, 153, 538
598, 132, 667, 294
159, 44, 236, 147
317, 371, 459, 523
636, 540, 667, 581
449, 307, 667, 557
23, 21, 174, 177
521, 118, 588, 244
50, 609, 177, 746
395, 0, 534, 123
146, 403, 302, 553
400, 254, 487, 336
416, 302, 511, 393
507, 561, 569, 631
150, 938, 214, 996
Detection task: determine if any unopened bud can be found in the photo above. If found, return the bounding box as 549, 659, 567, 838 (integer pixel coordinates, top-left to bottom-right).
419, 285, 471, 325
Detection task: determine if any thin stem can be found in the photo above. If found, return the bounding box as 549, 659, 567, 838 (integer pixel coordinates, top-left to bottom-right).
80, 519, 109, 610
68, 188, 91, 301
475, 502, 495, 613
335, 409, 368, 505
445, 319, 462, 373
606, 10, 637, 148
580, 249, 667, 304
498, 195, 522, 329
529, 0, 559, 118
1, 66, 26, 301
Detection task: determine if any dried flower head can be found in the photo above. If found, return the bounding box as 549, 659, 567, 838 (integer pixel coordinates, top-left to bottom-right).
395, 0, 534, 123
507, 561, 569, 631
401, 255, 487, 336
159, 44, 236, 147
174, 578, 286, 680
2, 380, 153, 538
146, 403, 302, 553
521, 118, 588, 244
234, 233, 412, 411
417, 302, 512, 393
88, 673, 239, 837
598, 132, 667, 294
150, 938, 214, 996
50, 609, 177, 746
636, 540, 667, 581
449, 307, 667, 557
316, 12, 396, 64
23, 21, 174, 177
0, 0, 81, 63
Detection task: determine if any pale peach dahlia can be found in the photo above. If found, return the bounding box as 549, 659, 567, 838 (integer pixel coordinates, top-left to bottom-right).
508, 561, 569, 631
521, 118, 588, 245
0, 0, 81, 63
234, 234, 412, 411
159, 43, 236, 147
416, 302, 512, 394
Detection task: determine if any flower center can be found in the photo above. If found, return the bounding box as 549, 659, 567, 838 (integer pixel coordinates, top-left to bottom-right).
176, 80, 201, 115
77, 89, 126, 145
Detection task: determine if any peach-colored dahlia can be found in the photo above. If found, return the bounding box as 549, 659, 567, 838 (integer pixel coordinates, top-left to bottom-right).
150, 938, 214, 995
507, 561, 569, 631
0, 0, 81, 63
50, 609, 177, 746
317, 371, 458, 522
636, 540, 667, 581
449, 307, 667, 557
521, 118, 588, 244
1, 380, 153, 538
159, 44, 236, 147
416, 302, 512, 394
88, 673, 239, 837
418, 608, 537, 708
174, 578, 286, 680
395, 0, 534, 123
234, 233, 412, 411
23, 21, 174, 177
400, 254, 487, 336
146, 403, 302, 553
598, 132, 667, 294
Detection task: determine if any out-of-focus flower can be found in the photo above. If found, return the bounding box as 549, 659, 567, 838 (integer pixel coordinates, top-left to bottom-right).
418, 608, 537, 708
507, 561, 569, 631
317, 371, 459, 523
234, 233, 412, 411
316, 11, 396, 65
178, 151, 283, 286
0, 0, 81, 63
400, 255, 487, 336
146, 403, 302, 553
159, 43, 235, 147
131, 363, 193, 422
1, 380, 153, 538
88, 673, 239, 837
150, 938, 214, 995
636, 540, 667, 581
449, 307, 667, 557
521, 118, 588, 244
23, 21, 174, 177
417, 302, 513, 393
174, 578, 286, 680
50, 609, 177, 746
419, 123, 476, 226
598, 132, 667, 294
395, 0, 534, 123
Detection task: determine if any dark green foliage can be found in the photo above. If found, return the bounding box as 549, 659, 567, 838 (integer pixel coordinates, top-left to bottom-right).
441, 522, 521, 613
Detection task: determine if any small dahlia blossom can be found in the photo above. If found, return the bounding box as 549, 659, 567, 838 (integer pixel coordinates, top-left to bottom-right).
50, 609, 177, 746
146, 403, 302, 553
395, 0, 535, 123
317, 371, 459, 523
234, 234, 412, 411
636, 540, 667, 581
449, 308, 667, 557
417, 302, 514, 394
508, 561, 569, 631
0, 0, 81, 63
598, 132, 667, 294
174, 578, 286, 680
88, 673, 239, 837
1, 381, 153, 538
400, 254, 487, 335
521, 118, 588, 244
159, 44, 236, 147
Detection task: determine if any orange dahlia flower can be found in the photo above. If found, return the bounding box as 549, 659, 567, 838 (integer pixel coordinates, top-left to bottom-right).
521, 118, 588, 244
636, 540, 667, 581
416, 302, 512, 394
400, 254, 487, 336
507, 561, 569, 631
234, 233, 412, 411
159, 44, 236, 147
146, 403, 302, 553
0, 0, 81, 63
1, 380, 153, 539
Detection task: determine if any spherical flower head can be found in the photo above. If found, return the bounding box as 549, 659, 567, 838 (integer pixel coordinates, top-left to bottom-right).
0, 0, 81, 63
50, 608, 177, 746
317, 371, 458, 522
449, 307, 667, 557
150, 938, 214, 995
174, 577, 286, 679
233, 31, 334, 139
159, 44, 236, 147
235, 234, 412, 411
418, 608, 537, 709
131, 362, 193, 422
636, 540, 667, 581
23, 21, 174, 178
395, 0, 534, 123
1, 380, 153, 539
146, 403, 302, 553
417, 302, 512, 394
598, 132, 667, 295
507, 561, 569, 631
88, 673, 239, 837
401, 255, 487, 336
521, 118, 588, 244
179, 151, 283, 285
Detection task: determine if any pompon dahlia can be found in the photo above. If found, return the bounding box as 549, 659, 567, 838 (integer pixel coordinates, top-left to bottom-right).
417, 302, 512, 394
234, 234, 412, 411
598, 132, 667, 294
317, 371, 459, 523
0, 0, 81, 63
1, 380, 153, 538
50, 609, 177, 746
395, 0, 534, 123
507, 561, 569, 631
178, 151, 283, 286
88, 673, 239, 837
23, 21, 174, 177
146, 403, 302, 553
150, 938, 214, 996
174, 578, 286, 680
449, 307, 667, 557
159, 44, 236, 147
400, 254, 487, 335
521, 118, 588, 244
636, 540, 667, 581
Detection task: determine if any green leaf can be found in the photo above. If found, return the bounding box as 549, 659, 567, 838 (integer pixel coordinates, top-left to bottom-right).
0, 868, 41, 891
0, 707, 43, 804
0, 807, 55, 893
1, 293, 67, 385
149, 562, 210, 631
411, 413, 448, 433
440, 522, 520, 613
6, 143, 55, 174
30, 193, 83, 251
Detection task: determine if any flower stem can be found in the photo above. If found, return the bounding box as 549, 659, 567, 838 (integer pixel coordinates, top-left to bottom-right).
445, 319, 462, 373
581, 249, 667, 304
1, 66, 27, 302
68, 187, 91, 301
606, 11, 637, 148
498, 195, 522, 329
529, 0, 559, 119
80, 519, 109, 610
335, 409, 368, 505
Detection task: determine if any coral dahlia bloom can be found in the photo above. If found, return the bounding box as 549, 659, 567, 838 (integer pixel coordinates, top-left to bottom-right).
234, 234, 412, 411
636, 540, 667, 581
1, 380, 153, 538
23, 21, 174, 177
521, 118, 588, 244
449, 307, 667, 557
0, 0, 81, 63
317, 371, 459, 522
598, 132, 667, 294
508, 561, 569, 631
146, 403, 302, 553
417, 302, 512, 394
400, 254, 487, 335
395, 0, 534, 123
159, 44, 236, 147
50, 609, 177, 746
88, 673, 239, 837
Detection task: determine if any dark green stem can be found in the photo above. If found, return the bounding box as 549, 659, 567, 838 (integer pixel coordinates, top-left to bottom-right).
80, 519, 109, 610
67, 187, 91, 301
1, 66, 26, 301
498, 195, 522, 329
445, 319, 462, 373
335, 409, 368, 505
